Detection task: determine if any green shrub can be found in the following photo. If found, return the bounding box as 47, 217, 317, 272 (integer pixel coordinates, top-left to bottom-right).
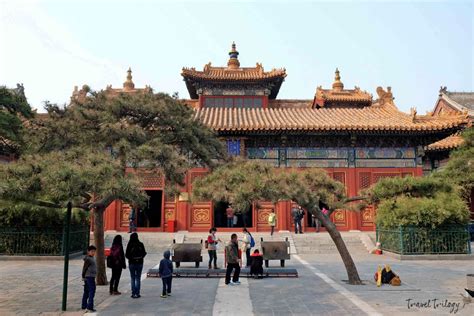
0, 201, 88, 228
376, 193, 469, 228
367, 176, 470, 229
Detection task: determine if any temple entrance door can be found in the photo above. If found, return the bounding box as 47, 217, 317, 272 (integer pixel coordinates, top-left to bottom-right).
137, 190, 162, 227
213, 201, 253, 228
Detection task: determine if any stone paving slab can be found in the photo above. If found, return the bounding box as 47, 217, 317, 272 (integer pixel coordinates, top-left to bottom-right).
98, 278, 219, 316
0, 254, 161, 316
299, 253, 474, 315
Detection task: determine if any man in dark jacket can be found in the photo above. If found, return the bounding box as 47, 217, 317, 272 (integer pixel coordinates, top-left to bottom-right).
125, 233, 147, 298
81, 245, 97, 312
159, 250, 173, 298
225, 233, 241, 285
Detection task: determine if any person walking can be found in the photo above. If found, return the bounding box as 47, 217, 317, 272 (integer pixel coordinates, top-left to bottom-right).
107, 235, 126, 295
226, 204, 235, 228
241, 228, 252, 268
125, 233, 147, 298
291, 205, 303, 234
158, 250, 173, 298
225, 233, 241, 285
207, 227, 222, 269
267, 209, 276, 236
128, 207, 136, 233
312, 213, 320, 232
81, 245, 97, 312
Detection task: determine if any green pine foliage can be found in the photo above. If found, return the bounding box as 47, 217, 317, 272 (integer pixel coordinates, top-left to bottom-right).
0, 85, 33, 155
365, 176, 469, 228
434, 127, 474, 201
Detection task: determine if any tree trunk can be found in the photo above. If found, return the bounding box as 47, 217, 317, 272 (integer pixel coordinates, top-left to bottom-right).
315, 209, 362, 285
94, 206, 108, 285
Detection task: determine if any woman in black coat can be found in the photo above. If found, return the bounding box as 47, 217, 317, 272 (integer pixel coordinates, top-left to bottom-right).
108, 235, 126, 295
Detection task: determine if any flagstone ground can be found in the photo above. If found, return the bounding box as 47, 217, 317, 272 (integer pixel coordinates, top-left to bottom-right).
0, 235, 472, 315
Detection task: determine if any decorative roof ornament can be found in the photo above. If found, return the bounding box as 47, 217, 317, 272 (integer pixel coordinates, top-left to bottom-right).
332, 68, 344, 91
439, 86, 447, 95
227, 42, 240, 69
123, 67, 135, 90
376, 86, 394, 106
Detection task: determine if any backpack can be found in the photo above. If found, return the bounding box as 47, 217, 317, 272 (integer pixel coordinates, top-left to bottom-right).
249, 234, 255, 248
129, 242, 144, 260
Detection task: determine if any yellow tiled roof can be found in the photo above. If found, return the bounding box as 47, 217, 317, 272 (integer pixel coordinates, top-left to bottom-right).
181, 63, 286, 81
315, 87, 372, 103
425, 133, 464, 151
194, 105, 466, 132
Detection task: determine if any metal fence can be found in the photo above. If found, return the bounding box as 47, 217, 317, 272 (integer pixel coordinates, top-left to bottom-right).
376, 225, 471, 255
0, 226, 90, 256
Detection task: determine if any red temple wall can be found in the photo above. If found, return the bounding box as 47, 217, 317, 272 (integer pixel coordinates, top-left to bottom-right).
102, 166, 422, 233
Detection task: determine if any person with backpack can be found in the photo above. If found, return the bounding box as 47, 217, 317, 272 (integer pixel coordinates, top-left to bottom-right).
158, 250, 173, 298
107, 235, 126, 295
291, 205, 304, 234
207, 227, 222, 269
125, 233, 147, 298
241, 228, 254, 268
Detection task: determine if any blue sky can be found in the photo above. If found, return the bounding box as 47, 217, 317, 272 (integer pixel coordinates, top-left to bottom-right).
0, 0, 472, 113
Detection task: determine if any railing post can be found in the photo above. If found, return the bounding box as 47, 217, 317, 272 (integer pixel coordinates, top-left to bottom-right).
62, 202, 72, 311
399, 226, 404, 255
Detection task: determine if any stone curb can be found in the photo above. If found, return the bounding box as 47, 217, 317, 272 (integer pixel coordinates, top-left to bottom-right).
383, 250, 474, 260
0, 251, 84, 261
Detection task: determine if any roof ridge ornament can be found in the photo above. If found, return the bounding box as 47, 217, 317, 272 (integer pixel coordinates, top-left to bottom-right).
227, 42, 240, 69
376, 86, 394, 107
123, 67, 135, 90
332, 68, 344, 91
439, 86, 447, 95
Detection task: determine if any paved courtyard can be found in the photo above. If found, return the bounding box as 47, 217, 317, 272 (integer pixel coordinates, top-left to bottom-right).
0, 242, 473, 315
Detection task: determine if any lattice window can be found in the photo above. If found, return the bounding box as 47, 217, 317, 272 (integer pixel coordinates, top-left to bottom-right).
359, 172, 371, 190
372, 173, 400, 183
333, 172, 345, 184
138, 172, 164, 188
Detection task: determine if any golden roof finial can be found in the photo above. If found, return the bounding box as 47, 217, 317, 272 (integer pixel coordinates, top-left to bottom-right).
123, 67, 135, 90
227, 41, 240, 69
332, 68, 344, 91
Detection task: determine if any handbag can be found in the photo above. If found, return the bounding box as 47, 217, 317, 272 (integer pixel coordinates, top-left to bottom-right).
390, 276, 401, 286
106, 255, 113, 268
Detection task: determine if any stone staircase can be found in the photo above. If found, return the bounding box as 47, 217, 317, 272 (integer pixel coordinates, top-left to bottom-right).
292, 232, 369, 254
101, 230, 373, 255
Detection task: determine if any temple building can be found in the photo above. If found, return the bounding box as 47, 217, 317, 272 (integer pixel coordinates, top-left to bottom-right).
77, 43, 468, 233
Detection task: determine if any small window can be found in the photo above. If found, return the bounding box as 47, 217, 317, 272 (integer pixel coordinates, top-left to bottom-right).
244, 98, 253, 108
234, 98, 243, 108
205, 97, 215, 108
225, 98, 233, 108
254, 98, 263, 107
215, 97, 224, 107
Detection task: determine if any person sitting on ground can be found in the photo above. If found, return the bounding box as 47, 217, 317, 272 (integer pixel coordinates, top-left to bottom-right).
250, 249, 264, 279
159, 250, 173, 298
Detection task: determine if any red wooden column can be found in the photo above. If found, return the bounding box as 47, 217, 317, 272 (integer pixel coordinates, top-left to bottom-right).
176, 199, 188, 231
346, 168, 359, 230
277, 200, 289, 231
